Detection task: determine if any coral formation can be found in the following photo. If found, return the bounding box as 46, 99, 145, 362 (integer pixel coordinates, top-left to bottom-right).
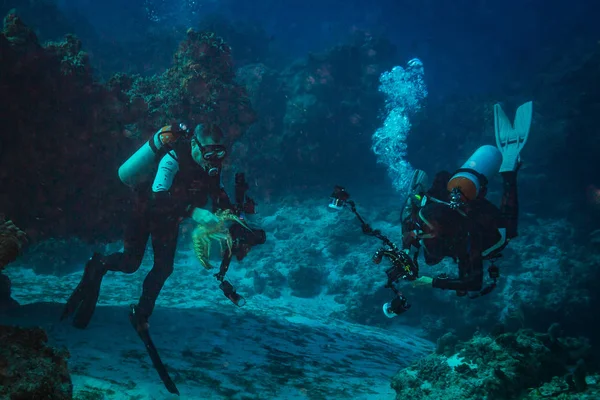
0, 12, 255, 243
13, 237, 99, 276
0, 217, 27, 271
0, 217, 26, 310
234, 31, 397, 193
391, 327, 596, 400
0, 325, 73, 399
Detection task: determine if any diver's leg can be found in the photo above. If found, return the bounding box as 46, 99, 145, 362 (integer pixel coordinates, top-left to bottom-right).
133, 214, 179, 328
102, 197, 151, 273
62, 197, 150, 328
500, 171, 518, 240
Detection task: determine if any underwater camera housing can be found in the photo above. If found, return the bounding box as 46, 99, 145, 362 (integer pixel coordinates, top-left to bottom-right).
382, 294, 410, 318
373, 249, 419, 283
374, 248, 418, 318
328, 185, 350, 210
328, 184, 417, 317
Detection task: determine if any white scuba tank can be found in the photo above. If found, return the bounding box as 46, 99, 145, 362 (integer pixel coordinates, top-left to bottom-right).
447, 145, 502, 201
118, 126, 178, 187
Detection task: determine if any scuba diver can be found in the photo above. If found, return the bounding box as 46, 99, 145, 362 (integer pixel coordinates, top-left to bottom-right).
403, 101, 533, 298
60, 122, 266, 394
328, 101, 532, 319
61, 122, 233, 331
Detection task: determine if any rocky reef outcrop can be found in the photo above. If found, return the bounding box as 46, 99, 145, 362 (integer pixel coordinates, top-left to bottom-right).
0, 217, 27, 311
0, 12, 255, 243
0, 325, 73, 399
391, 326, 598, 400
234, 31, 397, 194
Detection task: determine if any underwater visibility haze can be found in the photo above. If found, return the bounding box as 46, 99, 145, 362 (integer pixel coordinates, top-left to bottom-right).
1, 0, 600, 399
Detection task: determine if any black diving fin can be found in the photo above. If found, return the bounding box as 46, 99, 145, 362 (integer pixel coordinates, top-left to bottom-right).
129, 305, 180, 395
60, 253, 106, 329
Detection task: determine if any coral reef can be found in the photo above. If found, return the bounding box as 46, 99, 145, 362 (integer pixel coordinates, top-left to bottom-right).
287, 264, 329, 298
0, 274, 19, 311
0, 217, 27, 310
234, 31, 397, 194
0, 12, 255, 243
116, 28, 256, 141
391, 327, 596, 400
0, 217, 27, 271
0, 325, 73, 399
0, 11, 137, 243
197, 14, 275, 67
13, 237, 98, 276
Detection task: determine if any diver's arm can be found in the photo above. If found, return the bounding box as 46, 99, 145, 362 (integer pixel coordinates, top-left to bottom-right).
499, 171, 518, 240
152, 151, 179, 192
432, 233, 484, 292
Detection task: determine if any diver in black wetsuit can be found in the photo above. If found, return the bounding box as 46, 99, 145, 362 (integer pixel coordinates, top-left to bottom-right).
400, 101, 532, 298
401, 163, 518, 296
62, 122, 266, 395
61, 122, 234, 331
329, 102, 532, 317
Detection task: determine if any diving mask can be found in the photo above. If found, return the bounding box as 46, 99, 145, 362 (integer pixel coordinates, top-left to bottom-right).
195, 140, 227, 176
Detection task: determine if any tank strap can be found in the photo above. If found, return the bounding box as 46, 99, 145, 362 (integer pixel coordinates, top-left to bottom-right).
453, 168, 489, 187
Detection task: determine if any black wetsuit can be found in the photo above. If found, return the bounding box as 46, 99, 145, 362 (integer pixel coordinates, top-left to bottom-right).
104, 150, 232, 318
63, 139, 233, 328
402, 171, 518, 292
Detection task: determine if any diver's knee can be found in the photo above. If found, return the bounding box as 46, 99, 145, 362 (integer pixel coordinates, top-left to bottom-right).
118, 252, 145, 274
152, 262, 174, 278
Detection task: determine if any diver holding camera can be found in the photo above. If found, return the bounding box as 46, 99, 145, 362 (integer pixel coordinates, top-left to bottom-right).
61, 121, 265, 394
329, 102, 530, 312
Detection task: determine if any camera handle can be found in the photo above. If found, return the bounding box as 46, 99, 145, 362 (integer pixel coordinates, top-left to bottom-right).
336, 194, 417, 317
346, 200, 400, 252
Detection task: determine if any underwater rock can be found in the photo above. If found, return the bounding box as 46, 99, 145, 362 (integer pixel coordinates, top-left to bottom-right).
0, 325, 72, 399
0, 12, 135, 243
0, 14, 255, 244
0, 217, 26, 310
0, 273, 19, 311
0, 217, 27, 272
288, 264, 328, 298
233, 31, 397, 194
391, 328, 592, 400
14, 237, 98, 276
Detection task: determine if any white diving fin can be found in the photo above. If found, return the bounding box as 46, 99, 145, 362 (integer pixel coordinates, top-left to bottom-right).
494, 101, 532, 172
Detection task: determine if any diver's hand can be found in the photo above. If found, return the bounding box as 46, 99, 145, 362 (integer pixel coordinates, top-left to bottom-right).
412, 276, 433, 288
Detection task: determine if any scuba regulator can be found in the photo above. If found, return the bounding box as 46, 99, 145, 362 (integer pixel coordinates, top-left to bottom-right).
329, 185, 418, 317
215, 172, 266, 306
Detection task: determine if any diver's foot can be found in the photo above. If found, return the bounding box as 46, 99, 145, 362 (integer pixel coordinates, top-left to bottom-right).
129, 304, 150, 333
81, 252, 108, 282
